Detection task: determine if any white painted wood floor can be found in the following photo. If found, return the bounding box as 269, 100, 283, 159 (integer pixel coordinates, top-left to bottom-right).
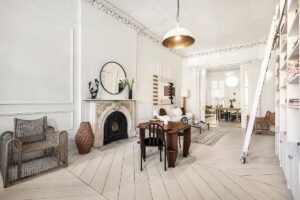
0, 126, 293, 200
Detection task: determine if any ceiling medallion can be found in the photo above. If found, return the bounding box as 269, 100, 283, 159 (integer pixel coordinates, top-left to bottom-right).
162, 0, 195, 49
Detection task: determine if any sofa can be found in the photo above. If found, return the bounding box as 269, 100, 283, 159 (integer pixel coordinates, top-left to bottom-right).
205, 105, 216, 118
155, 106, 193, 124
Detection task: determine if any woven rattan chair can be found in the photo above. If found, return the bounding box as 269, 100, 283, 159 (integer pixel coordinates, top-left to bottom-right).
247, 111, 275, 134
0, 116, 68, 187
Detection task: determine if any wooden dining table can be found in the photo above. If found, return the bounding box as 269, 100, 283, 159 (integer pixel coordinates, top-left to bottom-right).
216, 107, 241, 121
138, 121, 191, 168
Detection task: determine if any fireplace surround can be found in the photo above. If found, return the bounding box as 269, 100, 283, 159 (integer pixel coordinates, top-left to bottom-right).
84, 99, 136, 148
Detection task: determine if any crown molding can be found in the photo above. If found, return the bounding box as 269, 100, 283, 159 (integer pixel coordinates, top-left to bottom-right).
85, 0, 185, 57
85, 0, 267, 59
185, 37, 267, 58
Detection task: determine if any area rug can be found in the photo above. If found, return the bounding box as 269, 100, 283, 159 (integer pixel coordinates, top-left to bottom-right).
191, 126, 230, 146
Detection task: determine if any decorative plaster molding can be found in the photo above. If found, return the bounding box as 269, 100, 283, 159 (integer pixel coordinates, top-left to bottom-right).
185, 37, 267, 58
188, 58, 262, 70
85, 0, 184, 57
86, 0, 267, 58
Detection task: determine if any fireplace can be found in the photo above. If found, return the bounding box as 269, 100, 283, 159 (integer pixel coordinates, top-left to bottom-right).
104, 111, 128, 144
84, 100, 136, 148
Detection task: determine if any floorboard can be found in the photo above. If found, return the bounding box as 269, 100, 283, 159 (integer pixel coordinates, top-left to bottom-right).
118, 142, 135, 200
133, 142, 153, 200
102, 145, 126, 200
0, 125, 291, 200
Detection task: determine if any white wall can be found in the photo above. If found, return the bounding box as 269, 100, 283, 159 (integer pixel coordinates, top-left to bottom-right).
183, 45, 275, 125
0, 0, 81, 137
81, 1, 137, 101
0, 0, 183, 137
136, 36, 182, 122
81, 1, 183, 123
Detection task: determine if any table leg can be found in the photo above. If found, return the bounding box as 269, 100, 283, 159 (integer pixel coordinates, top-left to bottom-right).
183, 127, 191, 157
166, 130, 178, 168
139, 128, 146, 160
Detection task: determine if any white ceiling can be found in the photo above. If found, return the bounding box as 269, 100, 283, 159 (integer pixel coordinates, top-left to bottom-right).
107, 0, 276, 53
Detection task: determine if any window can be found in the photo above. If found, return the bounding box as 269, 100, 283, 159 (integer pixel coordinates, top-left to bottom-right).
211, 80, 225, 106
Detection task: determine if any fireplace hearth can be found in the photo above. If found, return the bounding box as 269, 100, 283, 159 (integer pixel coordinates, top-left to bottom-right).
104, 111, 128, 145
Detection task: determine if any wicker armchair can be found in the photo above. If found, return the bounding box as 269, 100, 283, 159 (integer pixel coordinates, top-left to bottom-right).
0, 116, 68, 187
247, 111, 275, 134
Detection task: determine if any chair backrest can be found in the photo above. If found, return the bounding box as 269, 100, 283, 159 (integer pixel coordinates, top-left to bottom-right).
270, 112, 275, 125
14, 116, 48, 143
143, 123, 165, 145
264, 111, 271, 122
159, 108, 167, 116
181, 117, 188, 124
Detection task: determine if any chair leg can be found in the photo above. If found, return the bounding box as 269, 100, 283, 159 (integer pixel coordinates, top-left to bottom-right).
140, 147, 143, 171
160, 146, 162, 162
164, 146, 167, 171
178, 136, 181, 148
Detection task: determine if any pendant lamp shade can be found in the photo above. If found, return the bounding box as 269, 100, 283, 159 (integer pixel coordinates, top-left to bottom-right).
162, 0, 195, 49
162, 26, 195, 49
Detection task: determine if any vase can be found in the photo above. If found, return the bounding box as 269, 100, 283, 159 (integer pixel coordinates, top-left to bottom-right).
128, 90, 132, 99
75, 122, 94, 154
230, 102, 234, 108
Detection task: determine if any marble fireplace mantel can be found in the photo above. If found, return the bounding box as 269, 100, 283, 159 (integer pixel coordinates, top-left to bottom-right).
84, 99, 136, 148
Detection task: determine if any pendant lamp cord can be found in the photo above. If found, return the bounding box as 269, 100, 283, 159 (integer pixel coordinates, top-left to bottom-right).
176, 0, 180, 25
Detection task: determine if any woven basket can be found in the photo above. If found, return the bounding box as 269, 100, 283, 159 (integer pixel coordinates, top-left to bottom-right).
75, 122, 94, 154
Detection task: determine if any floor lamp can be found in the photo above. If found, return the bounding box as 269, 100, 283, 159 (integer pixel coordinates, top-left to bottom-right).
181, 88, 189, 114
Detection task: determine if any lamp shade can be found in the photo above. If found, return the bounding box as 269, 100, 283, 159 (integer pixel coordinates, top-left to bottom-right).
225, 76, 239, 88
181, 88, 189, 97
162, 26, 195, 49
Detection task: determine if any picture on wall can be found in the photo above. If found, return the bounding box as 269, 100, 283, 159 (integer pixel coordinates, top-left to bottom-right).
153, 75, 176, 105
157, 75, 176, 105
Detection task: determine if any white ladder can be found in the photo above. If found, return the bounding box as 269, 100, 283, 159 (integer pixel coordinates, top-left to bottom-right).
241, 16, 279, 163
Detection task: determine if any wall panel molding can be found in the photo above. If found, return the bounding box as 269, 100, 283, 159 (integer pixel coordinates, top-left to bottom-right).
0, 110, 74, 131
0, 28, 76, 105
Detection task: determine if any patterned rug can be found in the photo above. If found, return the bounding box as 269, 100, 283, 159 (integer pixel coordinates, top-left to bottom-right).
191, 126, 230, 146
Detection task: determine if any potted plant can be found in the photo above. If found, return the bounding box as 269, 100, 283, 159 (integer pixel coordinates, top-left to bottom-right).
120, 78, 134, 99
229, 98, 236, 108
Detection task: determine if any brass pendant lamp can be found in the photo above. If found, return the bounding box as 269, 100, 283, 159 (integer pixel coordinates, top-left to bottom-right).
162, 0, 195, 49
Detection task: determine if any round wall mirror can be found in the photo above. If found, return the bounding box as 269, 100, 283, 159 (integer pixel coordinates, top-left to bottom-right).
100, 61, 126, 95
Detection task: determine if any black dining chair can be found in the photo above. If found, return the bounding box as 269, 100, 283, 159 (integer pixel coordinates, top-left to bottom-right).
140, 123, 167, 171
178, 117, 188, 148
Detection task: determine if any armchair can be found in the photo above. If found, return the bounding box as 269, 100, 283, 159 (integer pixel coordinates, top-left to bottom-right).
247, 111, 275, 134
0, 116, 68, 187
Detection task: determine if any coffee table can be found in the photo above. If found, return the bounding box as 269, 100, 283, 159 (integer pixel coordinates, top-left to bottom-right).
191, 121, 210, 134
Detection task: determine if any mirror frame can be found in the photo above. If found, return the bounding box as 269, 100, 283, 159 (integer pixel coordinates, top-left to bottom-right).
100, 61, 127, 95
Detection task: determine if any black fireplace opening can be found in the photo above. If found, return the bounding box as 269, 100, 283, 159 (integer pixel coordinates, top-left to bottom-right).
104, 111, 128, 145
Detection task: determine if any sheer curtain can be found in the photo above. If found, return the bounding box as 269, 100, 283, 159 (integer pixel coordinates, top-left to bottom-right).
211, 80, 225, 106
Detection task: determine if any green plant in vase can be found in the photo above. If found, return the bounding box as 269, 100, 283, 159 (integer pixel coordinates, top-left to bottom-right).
229, 98, 236, 108
119, 79, 126, 92
120, 78, 134, 99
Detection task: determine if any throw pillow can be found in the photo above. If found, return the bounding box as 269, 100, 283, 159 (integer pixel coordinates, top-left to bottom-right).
159, 108, 167, 116
174, 108, 183, 117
